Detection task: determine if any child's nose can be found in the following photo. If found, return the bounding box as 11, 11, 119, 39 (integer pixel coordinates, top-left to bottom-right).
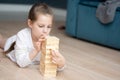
43, 27, 47, 33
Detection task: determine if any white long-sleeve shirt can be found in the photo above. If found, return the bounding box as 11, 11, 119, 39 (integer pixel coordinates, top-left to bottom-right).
4, 28, 65, 70
4, 28, 40, 67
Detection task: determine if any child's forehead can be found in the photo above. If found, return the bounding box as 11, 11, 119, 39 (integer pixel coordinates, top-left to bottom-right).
33, 14, 53, 24
37, 13, 53, 17
36, 14, 52, 20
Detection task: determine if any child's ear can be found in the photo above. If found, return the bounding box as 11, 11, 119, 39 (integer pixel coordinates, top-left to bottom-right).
27, 19, 33, 28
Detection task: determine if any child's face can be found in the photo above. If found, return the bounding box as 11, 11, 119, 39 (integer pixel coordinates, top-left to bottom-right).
28, 14, 53, 41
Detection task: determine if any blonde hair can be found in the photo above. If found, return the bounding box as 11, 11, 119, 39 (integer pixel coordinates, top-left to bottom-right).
28, 3, 53, 22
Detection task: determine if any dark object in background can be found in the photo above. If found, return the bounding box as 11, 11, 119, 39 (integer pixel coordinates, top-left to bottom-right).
58, 25, 65, 30
80, 0, 106, 2
0, 0, 67, 9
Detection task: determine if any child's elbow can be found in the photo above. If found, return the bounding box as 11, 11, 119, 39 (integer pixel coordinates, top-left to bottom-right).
16, 60, 29, 68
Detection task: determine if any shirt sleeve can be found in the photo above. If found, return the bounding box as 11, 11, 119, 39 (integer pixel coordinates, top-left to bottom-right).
4, 35, 16, 52
15, 31, 32, 68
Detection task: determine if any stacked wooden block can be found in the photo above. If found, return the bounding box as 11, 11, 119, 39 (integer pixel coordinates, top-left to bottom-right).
40, 36, 59, 77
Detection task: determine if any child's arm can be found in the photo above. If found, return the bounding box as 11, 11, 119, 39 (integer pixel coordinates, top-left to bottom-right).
29, 49, 39, 60
15, 45, 40, 68
15, 32, 44, 68
14, 32, 38, 67
29, 37, 45, 60
29, 42, 41, 60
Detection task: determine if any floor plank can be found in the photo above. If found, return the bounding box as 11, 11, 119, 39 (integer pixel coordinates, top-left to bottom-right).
0, 21, 120, 80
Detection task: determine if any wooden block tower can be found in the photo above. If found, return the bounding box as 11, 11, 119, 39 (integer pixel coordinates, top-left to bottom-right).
40, 36, 59, 77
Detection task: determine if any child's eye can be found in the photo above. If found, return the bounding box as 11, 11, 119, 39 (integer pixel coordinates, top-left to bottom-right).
38, 25, 44, 28
47, 26, 52, 28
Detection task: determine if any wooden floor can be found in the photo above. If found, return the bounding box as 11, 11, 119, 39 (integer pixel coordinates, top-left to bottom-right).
0, 21, 120, 80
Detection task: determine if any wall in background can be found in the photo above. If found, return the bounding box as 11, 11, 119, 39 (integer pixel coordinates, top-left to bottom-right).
0, 0, 67, 9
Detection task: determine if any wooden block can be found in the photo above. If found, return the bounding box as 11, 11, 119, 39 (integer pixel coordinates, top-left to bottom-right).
40, 36, 59, 77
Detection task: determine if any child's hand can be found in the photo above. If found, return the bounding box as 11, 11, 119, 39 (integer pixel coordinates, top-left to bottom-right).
34, 42, 41, 52
35, 35, 46, 52
51, 50, 65, 68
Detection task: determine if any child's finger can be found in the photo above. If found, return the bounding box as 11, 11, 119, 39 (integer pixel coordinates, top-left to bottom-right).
39, 38, 45, 42
39, 37, 46, 41
52, 58, 57, 64
51, 50, 58, 58
53, 50, 62, 58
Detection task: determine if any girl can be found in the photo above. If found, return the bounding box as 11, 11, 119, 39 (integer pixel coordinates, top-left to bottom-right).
0, 3, 65, 70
